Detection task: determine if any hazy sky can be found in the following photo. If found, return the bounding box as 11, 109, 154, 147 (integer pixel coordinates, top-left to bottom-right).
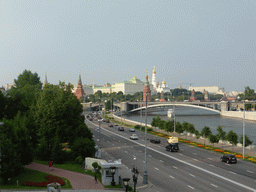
1, 0, 256, 92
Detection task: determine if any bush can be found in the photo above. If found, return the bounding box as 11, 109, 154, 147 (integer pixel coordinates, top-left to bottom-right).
147, 128, 153, 132
92, 162, 99, 169
75, 156, 84, 164
61, 150, 75, 161
134, 125, 140, 129
70, 137, 95, 159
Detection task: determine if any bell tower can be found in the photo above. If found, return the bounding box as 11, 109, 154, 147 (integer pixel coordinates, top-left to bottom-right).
143, 70, 151, 102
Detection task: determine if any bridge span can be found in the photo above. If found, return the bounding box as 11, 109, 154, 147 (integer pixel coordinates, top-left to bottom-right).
129, 103, 221, 114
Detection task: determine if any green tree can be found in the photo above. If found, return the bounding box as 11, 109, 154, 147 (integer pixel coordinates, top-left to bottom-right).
164, 120, 174, 133
0, 119, 23, 183
187, 124, 195, 134
0, 91, 6, 119
226, 130, 238, 151
194, 130, 201, 139
182, 122, 189, 139
216, 126, 226, 150
239, 134, 253, 147
209, 134, 219, 147
71, 137, 95, 160
14, 69, 42, 89
31, 82, 84, 157
51, 135, 64, 164
175, 122, 183, 136
201, 126, 212, 146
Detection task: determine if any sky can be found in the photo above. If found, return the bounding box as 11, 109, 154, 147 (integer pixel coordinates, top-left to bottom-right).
1, 0, 256, 92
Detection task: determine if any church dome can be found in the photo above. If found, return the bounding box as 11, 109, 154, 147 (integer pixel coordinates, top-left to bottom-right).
162, 79, 166, 84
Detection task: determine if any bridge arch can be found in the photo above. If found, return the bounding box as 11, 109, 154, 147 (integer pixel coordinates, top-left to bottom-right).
129, 103, 221, 114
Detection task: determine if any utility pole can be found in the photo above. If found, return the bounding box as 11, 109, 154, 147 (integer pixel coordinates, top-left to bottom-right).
174, 102, 176, 136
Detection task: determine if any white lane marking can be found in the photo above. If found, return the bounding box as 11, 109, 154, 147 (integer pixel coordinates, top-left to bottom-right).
190, 174, 195, 177
211, 184, 218, 188
118, 147, 120, 149
188, 185, 194, 190
180, 149, 184, 151
229, 171, 236, 174
160, 160, 163, 162
155, 167, 159, 171
179, 154, 184, 156
193, 158, 198, 161
125, 151, 128, 153
173, 166, 178, 169
207, 158, 212, 160
112, 144, 115, 146
209, 164, 215, 167
149, 155, 152, 157
247, 170, 254, 174
88, 122, 256, 192
226, 164, 231, 166
193, 153, 197, 155
169, 175, 175, 179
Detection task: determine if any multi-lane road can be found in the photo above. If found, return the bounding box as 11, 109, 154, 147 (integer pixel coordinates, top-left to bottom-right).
85, 113, 256, 192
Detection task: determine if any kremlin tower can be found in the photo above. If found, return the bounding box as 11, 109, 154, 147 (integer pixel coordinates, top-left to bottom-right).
143, 70, 151, 102
75, 72, 85, 100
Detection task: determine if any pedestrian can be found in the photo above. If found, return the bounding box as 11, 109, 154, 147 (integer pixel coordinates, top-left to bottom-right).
95, 173, 98, 184
49, 160, 52, 171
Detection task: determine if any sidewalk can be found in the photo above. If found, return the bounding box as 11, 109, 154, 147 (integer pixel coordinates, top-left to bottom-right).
23, 162, 105, 190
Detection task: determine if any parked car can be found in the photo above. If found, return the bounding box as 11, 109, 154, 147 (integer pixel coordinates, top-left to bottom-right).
130, 134, 138, 140
129, 128, 135, 132
221, 154, 237, 164
118, 127, 124, 131
150, 137, 161, 143
109, 124, 114, 127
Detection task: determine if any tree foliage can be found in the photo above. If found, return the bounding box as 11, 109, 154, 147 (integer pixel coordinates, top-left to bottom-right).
209, 134, 219, 147
226, 130, 238, 150
239, 134, 253, 147
71, 137, 95, 160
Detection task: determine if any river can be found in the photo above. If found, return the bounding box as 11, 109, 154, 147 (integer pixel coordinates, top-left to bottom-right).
122, 106, 256, 144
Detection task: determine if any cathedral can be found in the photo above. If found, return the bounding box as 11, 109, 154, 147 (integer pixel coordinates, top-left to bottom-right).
151, 66, 170, 93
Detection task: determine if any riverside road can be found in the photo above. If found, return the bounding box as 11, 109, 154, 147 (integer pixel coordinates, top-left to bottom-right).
84, 113, 256, 192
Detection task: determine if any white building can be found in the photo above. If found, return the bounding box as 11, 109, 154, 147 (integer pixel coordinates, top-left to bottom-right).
92, 76, 154, 95
188, 86, 224, 95
151, 66, 170, 93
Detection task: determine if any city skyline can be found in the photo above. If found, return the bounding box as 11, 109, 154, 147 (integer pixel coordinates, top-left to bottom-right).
1, 0, 256, 92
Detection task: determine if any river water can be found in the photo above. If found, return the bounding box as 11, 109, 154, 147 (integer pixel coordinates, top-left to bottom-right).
123, 106, 256, 144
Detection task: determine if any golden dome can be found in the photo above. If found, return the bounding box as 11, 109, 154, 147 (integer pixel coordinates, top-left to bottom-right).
162, 79, 166, 84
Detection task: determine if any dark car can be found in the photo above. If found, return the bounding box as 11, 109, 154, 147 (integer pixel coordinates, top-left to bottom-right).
105, 119, 110, 123
118, 127, 124, 131
221, 154, 237, 164
150, 137, 161, 143
165, 144, 179, 152
109, 124, 113, 127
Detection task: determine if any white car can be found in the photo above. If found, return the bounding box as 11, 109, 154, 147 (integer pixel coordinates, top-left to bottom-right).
130, 134, 138, 140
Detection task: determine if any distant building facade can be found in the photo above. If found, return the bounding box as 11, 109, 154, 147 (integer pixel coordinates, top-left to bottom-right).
92, 76, 153, 95
188, 86, 224, 95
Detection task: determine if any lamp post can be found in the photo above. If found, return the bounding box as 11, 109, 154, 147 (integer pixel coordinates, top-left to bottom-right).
123, 178, 130, 192
173, 101, 176, 136
132, 167, 139, 192
110, 166, 116, 186
243, 92, 245, 159
140, 92, 142, 131
0, 122, 4, 171
143, 93, 148, 184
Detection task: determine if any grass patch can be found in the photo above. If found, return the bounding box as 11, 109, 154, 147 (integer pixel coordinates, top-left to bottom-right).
34, 160, 102, 182
0, 167, 72, 190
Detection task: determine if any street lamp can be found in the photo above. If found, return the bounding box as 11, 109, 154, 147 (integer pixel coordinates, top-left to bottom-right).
243, 92, 245, 159
132, 167, 139, 192
143, 93, 148, 184
123, 178, 130, 192
140, 92, 142, 131
110, 166, 116, 186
